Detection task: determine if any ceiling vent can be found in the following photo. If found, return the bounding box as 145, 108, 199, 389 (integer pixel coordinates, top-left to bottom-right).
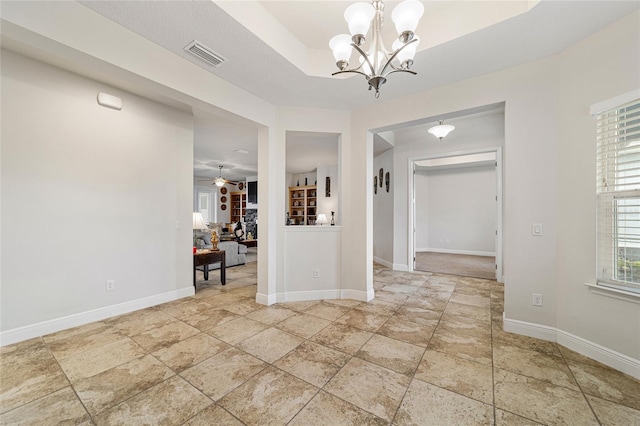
184, 40, 227, 68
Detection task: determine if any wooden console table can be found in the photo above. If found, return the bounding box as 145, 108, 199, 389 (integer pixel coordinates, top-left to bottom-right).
241, 239, 257, 248
193, 250, 225, 287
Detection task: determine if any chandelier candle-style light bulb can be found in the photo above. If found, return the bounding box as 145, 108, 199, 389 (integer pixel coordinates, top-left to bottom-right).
329, 0, 425, 98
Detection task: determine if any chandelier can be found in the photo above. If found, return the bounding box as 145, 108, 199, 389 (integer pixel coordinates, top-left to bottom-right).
329, 0, 424, 98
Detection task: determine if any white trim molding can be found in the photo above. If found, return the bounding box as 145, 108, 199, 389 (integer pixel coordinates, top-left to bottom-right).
373, 256, 393, 269
416, 248, 496, 257
585, 282, 640, 304
590, 89, 640, 116
504, 314, 640, 380
0, 287, 194, 347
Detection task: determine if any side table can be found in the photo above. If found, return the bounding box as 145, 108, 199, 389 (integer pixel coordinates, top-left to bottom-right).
193, 250, 226, 287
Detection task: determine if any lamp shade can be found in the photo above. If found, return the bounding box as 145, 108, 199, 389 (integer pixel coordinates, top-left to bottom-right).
428, 122, 456, 139
391, 0, 424, 35
392, 37, 419, 64
316, 213, 328, 225
193, 212, 207, 230
344, 2, 375, 37
329, 34, 353, 62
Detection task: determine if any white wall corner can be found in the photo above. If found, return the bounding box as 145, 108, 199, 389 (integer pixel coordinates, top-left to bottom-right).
0, 287, 194, 347
255, 292, 277, 306
504, 314, 640, 380
373, 256, 393, 269
393, 263, 410, 272
340, 289, 373, 302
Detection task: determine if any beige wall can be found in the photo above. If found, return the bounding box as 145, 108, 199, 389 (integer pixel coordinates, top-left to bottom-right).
1, 50, 194, 337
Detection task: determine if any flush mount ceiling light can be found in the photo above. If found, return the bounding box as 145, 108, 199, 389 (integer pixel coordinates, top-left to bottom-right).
329, 0, 424, 98
428, 120, 456, 140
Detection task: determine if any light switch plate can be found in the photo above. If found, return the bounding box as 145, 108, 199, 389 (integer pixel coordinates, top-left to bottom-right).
532, 223, 543, 236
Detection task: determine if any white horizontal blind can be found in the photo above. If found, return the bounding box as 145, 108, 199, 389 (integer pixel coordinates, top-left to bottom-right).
596, 98, 640, 293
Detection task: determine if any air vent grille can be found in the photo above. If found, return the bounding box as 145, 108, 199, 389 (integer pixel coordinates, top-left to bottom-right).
184, 40, 227, 68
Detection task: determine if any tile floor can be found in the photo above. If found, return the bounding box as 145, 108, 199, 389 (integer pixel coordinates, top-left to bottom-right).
1, 262, 639, 425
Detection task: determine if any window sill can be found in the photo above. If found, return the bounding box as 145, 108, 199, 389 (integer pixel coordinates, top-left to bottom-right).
585, 282, 640, 305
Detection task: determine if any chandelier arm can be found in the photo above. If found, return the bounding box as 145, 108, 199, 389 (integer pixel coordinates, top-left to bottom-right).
379, 37, 419, 77
352, 42, 376, 78
332, 69, 370, 78
382, 69, 418, 78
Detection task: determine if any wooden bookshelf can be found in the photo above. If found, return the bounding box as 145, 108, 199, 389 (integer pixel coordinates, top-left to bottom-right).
230, 191, 246, 223
288, 185, 317, 225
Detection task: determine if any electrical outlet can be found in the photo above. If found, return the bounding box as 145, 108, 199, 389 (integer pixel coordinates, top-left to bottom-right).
313, 269, 320, 279
106, 280, 115, 292
532, 293, 543, 306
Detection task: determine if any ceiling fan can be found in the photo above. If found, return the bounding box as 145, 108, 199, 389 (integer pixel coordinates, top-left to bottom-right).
208, 165, 240, 187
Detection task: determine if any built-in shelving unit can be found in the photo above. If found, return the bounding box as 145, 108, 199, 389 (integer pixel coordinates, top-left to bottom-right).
288, 185, 317, 225
230, 191, 246, 223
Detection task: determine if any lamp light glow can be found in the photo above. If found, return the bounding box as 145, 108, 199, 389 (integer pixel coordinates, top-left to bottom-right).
316, 213, 328, 225
329, 34, 353, 63
391, 0, 424, 36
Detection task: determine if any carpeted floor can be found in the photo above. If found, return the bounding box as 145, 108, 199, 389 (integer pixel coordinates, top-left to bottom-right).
415, 252, 495, 280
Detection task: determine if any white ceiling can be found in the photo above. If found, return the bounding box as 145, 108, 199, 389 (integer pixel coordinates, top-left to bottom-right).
61, 2, 640, 179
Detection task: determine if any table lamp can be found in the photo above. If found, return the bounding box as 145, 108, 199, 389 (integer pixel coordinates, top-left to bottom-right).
192, 212, 207, 249
316, 213, 328, 226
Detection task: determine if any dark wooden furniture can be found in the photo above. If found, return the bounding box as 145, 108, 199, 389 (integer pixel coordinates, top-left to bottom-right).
241, 239, 257, 248
193, 250, 225, 287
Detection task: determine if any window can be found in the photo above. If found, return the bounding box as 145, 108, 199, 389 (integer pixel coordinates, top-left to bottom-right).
596, 96, 640, 294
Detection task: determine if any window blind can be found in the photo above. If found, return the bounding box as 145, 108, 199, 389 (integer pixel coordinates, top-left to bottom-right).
596, 98, 640, 293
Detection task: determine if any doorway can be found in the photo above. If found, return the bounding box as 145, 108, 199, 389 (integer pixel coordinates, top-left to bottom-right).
410, 148, 502, 281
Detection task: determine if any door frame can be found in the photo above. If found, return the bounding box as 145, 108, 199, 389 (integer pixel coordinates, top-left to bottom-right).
407, 146, 503, 282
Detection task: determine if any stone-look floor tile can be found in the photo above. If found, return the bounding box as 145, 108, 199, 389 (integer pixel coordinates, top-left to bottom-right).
0, 338, 49, 373
403, 295, 448, 312
493, 342, 579, 390
274, 341, 351, 387
443, 301, 491, 322
336, 309, 390, 332
428, 327, 492, 366
223, 298, 263, 316
557, 344, 605, 368
324, 298, 364, 308
152, 332, 230, 372
587, 395, 640, 425
278, 300, 321, 312
236, 327, 303, 363
199, 293, 246, 309
376, 316, 437, 347
437, 313, 491, 340
227, 285, 257, 298
94, 375, 211, 426
393, 305, 442, 325
74, 354, 174, 416
324, 357, 410, 421
494, 368, 599, 425
311, 323, 373, 355
395, 379, 494, 425
567, 360, 640, 410
380, 284, 418, 294
206, 317, 268, 345
219, 366, 318, 425
354, 298, 400, 316
305, 302, 352, 321
415, 350, 493, 404
0, 387, 89, 426
356, 334, 424, 375
181, 347, 266, 401
183, 404, 244, 426
0, 357, 69, 415
131, 320, 200, 352
289, 390, 388, 426
374, 289, 410, 305
158, 299, 214, 319
183, 308, 239, 331
275, 312, 331, 338
452, 285, 491, 298
44, 322, 125, 360
494, 409, 543, 425
245, 306, 296, 325
107, 307, 175, 336
492, 320, 561, 357
58, 337, 145, 382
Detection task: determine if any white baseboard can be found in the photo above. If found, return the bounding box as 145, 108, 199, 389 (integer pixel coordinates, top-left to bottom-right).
282, 289, 341, 302
373, 256, 393, 269
0, 287, 195, 347
255, 292, 277, 306
341, 288, 374, 302
504, 314, 640, 380
393, 263, 409, 271
417, 248, 496, 257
